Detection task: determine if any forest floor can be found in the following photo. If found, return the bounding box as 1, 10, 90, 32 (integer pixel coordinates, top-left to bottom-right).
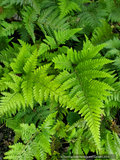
0, 123, 14, 159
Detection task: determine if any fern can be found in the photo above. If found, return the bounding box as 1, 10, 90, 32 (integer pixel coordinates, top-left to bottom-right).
106, 132, 120, 159
37, 7, 70, 38
0, 73, 25, 117
18, 27, 30, 42
22, 6, 38, 43
0, 21, 22, 37
0, 43, 19, 67
105, 0, 120, 22
52, 37, 114, 149
0, 0, 33, 6
38, 28, 81, 55
10, 43, 31, 73
91, 20, 115, 45
4, 113, 57, 160
0, 34, 114, 151
5, 102, 53, 142
58, 0, 81, 19
104, 37, 120, 78
79, 2, 107, 29
0, 1, 120, 158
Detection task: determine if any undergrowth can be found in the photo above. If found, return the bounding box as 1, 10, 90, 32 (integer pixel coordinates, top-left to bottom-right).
0, 0, 120, 159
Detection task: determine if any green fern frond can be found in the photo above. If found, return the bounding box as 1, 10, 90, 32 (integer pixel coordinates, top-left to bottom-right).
4, 143, 25, 160
108, 10, 120, 22
18, 27, 30, 42
21, 78, 34, 108
0, 43, 19, 67
0, 92, 25, 116
32, 0, 41, 14
104, 82, 120, 116
106, 132, 120, 159
0, 6, 16, 20
79, 2, 107, 29
1, 0, 33, 6
6, 104, 51, 133
38, 28, 81, 55
82, 129, 96, 154
105, 37, 120, 50
66, 118, 86, 132
53, 38, 114, 149
20, 49, 38, 108
22, 6, 38, 43
33, 74, 55, 105
58, 0, 81, 19
0, 21, 22, 37
72, 129, 85, 159
5, 73, 22, 92
0, 74, 12, 91
23, 49, 38, 74
4, 112, 57, 160
10, 43, 31, 73
40, 112, 57, 131
91, 20, 115, 45
54, 28, 81, 45
105, 0, 120, 22
105, 37, 120, 59
37, 7, 69, 37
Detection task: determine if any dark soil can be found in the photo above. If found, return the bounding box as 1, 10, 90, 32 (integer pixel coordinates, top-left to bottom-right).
0, 123, 14, 159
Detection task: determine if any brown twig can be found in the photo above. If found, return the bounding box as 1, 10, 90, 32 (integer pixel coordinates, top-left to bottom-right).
0, 123, 6, 129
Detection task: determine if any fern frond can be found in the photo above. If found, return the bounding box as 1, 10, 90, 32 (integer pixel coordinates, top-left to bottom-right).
4, 143, 25, 160
105, 82, 120, 114
72, 128, 85, 159
23, 49, 38, 74
82, 129, 96, 154
5, 73, 22, 92
53, 38, 114, 149
1, 0, 33, 6
79, 2, 107, 28
0, 92, 25, 116
91, 20, 115, 45
58, 0, 81, 19
0, 21, 22, 37
0, 43, 19, 67
105, 0, 120, 22
21, 78, 34, 108
0, 6, 16, 20
105, 37, 120, 59
0, 74, 12, 91
37, 7, 69, 37
40, 111, 57, 132
54, 28, 81, 45
6, 104, 51, 134
10, 43, 31, 73
105, 37, 120, 50
18, 27, 30, 42
4, 112, 57, 160
38, 28, 81, 55
32, 0, 41, 14
22, 6, 38, 43
19, 48, 38, 108
106, 132, 120, 159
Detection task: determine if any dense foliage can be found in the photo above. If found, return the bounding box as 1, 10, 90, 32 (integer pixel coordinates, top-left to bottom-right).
0, 0, 120, 159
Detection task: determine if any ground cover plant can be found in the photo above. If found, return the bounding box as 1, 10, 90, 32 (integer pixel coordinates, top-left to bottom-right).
0, 0, 120, 159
